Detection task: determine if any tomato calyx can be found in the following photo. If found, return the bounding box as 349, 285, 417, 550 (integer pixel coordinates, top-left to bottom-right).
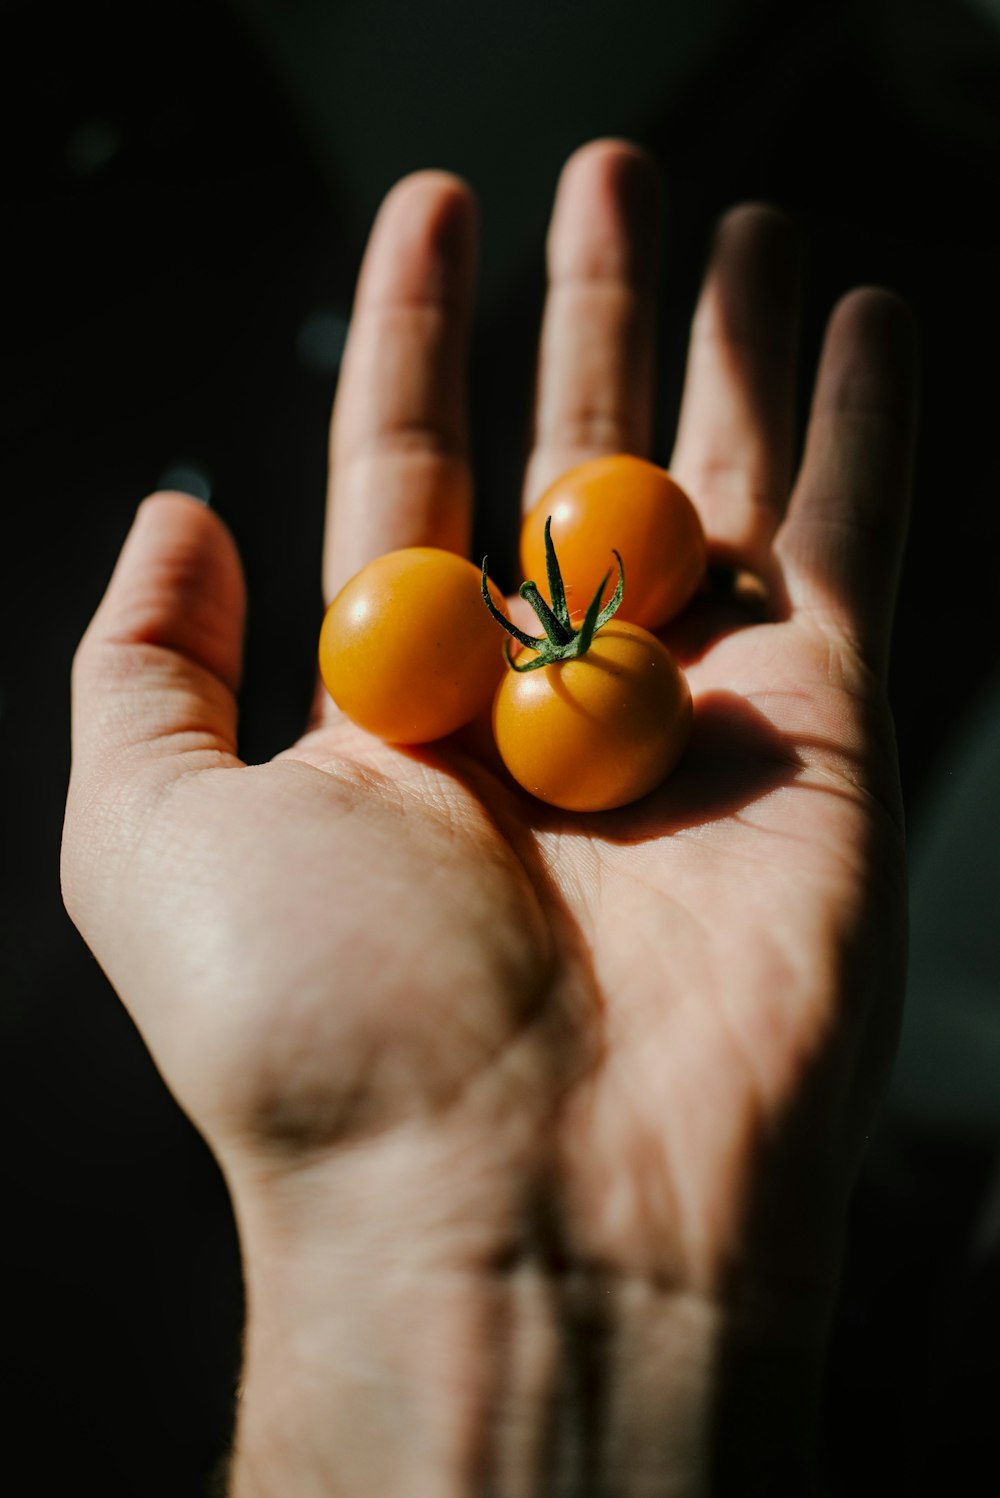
481, 517, 624, 673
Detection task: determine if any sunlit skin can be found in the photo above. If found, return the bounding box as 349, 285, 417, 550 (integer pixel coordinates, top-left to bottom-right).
62, 141, 918, 1494
520, 452, 708, 630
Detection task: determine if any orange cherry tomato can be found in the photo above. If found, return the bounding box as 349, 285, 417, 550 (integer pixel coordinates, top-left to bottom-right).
520, 454, 706, 632
492, 620, 692, 812
319, 548, 508, 744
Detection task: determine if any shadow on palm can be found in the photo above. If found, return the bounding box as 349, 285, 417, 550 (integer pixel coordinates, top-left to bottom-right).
403, 575, 849, 847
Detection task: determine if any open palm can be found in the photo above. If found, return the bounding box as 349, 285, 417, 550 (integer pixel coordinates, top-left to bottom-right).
63, 142, 917, 1492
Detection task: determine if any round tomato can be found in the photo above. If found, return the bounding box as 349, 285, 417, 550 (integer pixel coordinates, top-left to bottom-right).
492, 620, 692, 812
319, 548, 508, 743
521, 454, 706, 632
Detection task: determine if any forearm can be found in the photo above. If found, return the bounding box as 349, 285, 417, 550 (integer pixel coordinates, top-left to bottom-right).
223, 1186, 833, 1498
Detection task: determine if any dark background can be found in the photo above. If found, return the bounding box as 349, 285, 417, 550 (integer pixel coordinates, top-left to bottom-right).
3, 0, 1000, 1490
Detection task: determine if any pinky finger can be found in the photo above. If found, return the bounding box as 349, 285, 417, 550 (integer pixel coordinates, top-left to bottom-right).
777, 288, 919, 676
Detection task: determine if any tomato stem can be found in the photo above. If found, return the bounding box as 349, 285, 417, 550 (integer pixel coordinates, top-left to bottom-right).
481, 518, 624, 673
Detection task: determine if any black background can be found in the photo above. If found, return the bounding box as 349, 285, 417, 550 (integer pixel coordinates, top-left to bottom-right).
4, 0, 1000, 1491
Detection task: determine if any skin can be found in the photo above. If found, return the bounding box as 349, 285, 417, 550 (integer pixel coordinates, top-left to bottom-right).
62, 140, 918, 1496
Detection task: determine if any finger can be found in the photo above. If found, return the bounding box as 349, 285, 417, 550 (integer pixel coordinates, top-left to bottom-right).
65, 494, 245, 873
778, 288, 919, 674
522, 139, 662, 510
670, 204, 804, 568
325, 171, 477, 598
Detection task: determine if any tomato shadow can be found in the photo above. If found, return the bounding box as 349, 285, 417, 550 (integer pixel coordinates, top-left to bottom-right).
661, 555, 792, 668
423, 689, 808, 844
495, 688, 803, 844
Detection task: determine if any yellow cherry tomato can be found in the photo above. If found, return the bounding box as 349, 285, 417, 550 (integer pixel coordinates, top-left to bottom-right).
521, 454, 707, 631
319, 548, 508, 743
492, 620, 692, 812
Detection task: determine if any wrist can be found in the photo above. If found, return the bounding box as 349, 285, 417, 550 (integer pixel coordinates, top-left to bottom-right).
221, 1167, 834, 1498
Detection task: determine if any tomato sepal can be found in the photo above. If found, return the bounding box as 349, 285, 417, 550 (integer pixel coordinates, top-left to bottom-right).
481, 516, 625, 672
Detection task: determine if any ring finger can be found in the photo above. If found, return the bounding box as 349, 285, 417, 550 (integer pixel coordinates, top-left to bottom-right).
670, 204, 804, 575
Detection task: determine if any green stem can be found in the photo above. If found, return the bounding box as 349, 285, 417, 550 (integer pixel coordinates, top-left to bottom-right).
481, 522, 626, 674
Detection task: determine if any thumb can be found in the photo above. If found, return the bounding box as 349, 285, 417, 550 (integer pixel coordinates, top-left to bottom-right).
63, 492, 246, 911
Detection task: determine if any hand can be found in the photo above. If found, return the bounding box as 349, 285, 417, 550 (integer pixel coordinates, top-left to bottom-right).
62, 140, 918, 1496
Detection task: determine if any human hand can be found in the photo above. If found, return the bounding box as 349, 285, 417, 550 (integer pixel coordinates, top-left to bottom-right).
62, 140, 918, 1495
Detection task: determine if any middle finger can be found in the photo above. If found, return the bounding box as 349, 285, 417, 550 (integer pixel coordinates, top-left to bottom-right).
325, 171, 478, 600
522, 139, 662, 513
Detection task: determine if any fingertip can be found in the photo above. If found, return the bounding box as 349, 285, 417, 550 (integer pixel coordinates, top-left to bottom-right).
695, 202, 805, 352
815, 287, 920, 422
828, 285, 919, 360
362, 170, 478, 304
713, 202, 804, 284
385, 169, 478, 241
829, 283, 917, 329
98, 489, 246, 693
135, 488, 217, 526
714, 200, 802, 241
381, 166, 476, 207
557, 136, 660, 187
549, 138, 662, 279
